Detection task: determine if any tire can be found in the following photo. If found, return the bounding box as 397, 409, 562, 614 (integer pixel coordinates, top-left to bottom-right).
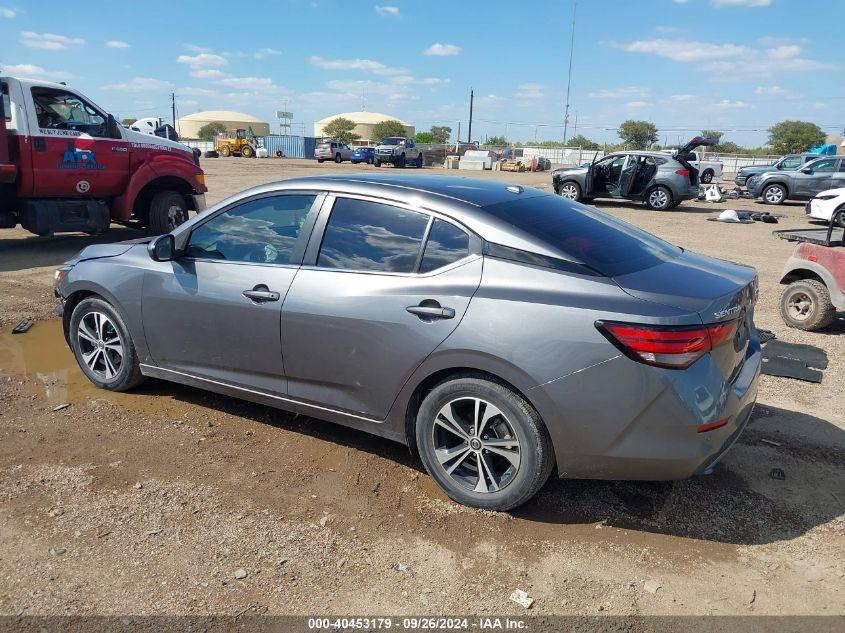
317, 159, 325, 163
374, 158, 382, 167
204, 150, 219, 158
415, 154, 424, 168
762, 183, 787, 205
219, 145, 231, 157
779, 279, 836, 331
396, 154, 406, 168
69, 297, 144, 392
556, 181, 581, 202
415, 376, 555, 511
148, 190, 189, 235
241, 145, 255, 158
645, 186, 673, 210
367, 156, 374, 165
833, 204, 845, 228
351, 161, 361, 165
334, 153, 342, 163
700, 169, 714, 184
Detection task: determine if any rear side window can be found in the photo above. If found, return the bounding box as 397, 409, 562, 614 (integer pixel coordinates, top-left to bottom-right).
483, 195, 681, 276
419, 220, 470, 273
780, 157, 801, 169
317, 197, 428, 273
186, 194, 316, 264
811, 159, 837, 173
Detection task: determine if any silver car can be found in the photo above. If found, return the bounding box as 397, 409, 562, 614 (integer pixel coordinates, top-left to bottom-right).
553, 137, 715, 210
55, 175, 761, 511
748, 156, 845, 205
315, 141, 353, 163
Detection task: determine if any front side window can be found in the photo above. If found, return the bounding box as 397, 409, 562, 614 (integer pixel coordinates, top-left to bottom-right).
419, 220, 470, 273
186, 194, 316, 264
31, 87, 106, 136
317, 197, 428, 273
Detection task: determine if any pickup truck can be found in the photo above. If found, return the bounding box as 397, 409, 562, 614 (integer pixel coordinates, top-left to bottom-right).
0, 76, 206, 236
735, 153, 819, 188
374, 137, 423, 168
660, 149, 722, 184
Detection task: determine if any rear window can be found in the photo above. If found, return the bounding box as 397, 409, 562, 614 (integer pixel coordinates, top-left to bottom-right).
483, 195, 682, 277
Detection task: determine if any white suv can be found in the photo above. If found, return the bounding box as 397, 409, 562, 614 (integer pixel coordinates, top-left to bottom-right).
374, 137, 423, 168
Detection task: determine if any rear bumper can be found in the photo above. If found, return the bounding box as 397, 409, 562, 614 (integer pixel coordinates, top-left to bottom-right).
530, 339, 761, 481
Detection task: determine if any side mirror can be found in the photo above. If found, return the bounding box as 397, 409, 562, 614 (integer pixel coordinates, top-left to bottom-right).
106, 113, 121, 139
148, 234, 175, 262
801, 167, 813, 174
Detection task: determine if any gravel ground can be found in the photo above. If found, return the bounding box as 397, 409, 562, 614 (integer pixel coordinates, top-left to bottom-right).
0, 158, 842, 618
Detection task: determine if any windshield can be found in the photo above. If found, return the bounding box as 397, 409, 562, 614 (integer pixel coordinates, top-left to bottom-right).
483, 195, 682, 277
381, 137, 404, 145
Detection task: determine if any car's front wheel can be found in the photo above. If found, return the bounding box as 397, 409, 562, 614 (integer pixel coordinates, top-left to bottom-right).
556, 181, 581, 201
762, 183, 787, 205
645, 186, 673, 210
69, 297, 144, 391
415, 376, 555, 511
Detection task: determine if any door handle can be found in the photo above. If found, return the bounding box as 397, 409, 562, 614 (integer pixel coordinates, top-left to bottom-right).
243, 286, 280, 303
406, 304, 455, 320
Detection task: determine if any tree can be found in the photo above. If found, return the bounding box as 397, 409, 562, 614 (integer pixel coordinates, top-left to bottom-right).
413, 131, 435, 144
197, 122, 227, 141
430, 125, 452, 144
617, 120, 658, 150
121, 118, 136, 127
372, 119, 408, 142
715, 141, 743, 154
486, 135, 507, 146
322, 117, 359, 144
567, 134, 600, 150
701, 129, 724, 146
768, 120, 826, 154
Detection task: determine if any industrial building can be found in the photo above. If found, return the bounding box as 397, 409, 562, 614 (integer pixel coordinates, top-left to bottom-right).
176, 110, 271, 140
313, 111, 414, 145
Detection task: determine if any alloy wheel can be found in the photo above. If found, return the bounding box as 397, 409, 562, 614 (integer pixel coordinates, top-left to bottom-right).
786, 291, 813, 321
77, 311, 124, 380
649, 188, 670, 209
765, 186, 785, 204
431, 397, 521, 494
559, 183, 579, 200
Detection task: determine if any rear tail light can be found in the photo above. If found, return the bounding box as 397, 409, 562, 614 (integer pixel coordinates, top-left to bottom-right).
697, 417, 729, 433
675, 169, 690, 176
596, 320, 740, 369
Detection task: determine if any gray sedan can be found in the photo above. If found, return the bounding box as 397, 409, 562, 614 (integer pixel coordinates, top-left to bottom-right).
748, 156, 845, 204
55, 175, 761, 510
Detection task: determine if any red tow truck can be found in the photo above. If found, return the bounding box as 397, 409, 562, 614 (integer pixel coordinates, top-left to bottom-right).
0, 76, 207, 236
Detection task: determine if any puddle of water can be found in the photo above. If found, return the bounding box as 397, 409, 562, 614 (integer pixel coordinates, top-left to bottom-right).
0, 319, 94, 407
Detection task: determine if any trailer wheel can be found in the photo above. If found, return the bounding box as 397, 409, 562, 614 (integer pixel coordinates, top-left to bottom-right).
779, 279, 836, 331
148, 191, 188, 235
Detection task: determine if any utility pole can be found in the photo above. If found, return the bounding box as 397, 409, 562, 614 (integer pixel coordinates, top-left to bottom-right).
562, 0, 577, 144
467, 89, 474, 144
170, 92, 176, 128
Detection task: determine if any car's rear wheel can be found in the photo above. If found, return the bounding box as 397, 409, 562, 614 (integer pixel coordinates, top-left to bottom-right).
69, 297, 144, 391
557, 181, 581, 201
700, 169, 714, 184
645, 186, 673, 210
415, 376, 555, 511
334, 153, 342, 163
780, 280, 836, 331
762, 184, 787, 205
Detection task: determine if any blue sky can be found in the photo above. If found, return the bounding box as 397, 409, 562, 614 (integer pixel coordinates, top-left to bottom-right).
1, 0, 842, 146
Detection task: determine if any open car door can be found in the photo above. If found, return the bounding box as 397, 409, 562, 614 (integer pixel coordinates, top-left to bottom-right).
583, 153, 600, 195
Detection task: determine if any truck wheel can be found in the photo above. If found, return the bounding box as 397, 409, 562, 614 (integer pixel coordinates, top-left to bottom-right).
779, 280, 836, 331
415, 154, 424, 168
148, 191, 188, 235
700, 169, 714, 184
219, 145, 231, 157
396, 154, 406, 168
334, 153, 342, 163
762, 184, 787, 205
241, 145, 255, 158
374, 158, 382, 167
415, 375, 555, 511
69, 297, 144, 392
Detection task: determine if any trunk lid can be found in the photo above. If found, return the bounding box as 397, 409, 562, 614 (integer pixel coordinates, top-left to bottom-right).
612, 251, 758, 377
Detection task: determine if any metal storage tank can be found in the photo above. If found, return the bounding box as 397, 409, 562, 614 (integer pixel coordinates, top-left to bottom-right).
176, 110, 271, 140
313, 112, 414, 145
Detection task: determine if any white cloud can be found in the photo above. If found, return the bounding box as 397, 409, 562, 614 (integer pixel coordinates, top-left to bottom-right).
0, 62, 71, 81
176, 53, 228, 69
755, 85, 784, 95
308, 55, 406, 75
424, 43, 461, 57
0, 6, 19, 17
625, 101, 652, 108
375, 5, 400, 16
215, 76, 278, 90
617, 38, 749, 62
255, 47, 281, 59
102, 77, 175, 92
20, 31, 85, 50
712, 99, 750, 109
516, 83, 545, 100
669, 94, 697, 102
671, 0, 689, 3
767, 45, 801, 59
711, 0, 771, 6
588, 86, 649, 99
106, 40, 130, 49
191, 69, 230, 80
184, 44, 213, 53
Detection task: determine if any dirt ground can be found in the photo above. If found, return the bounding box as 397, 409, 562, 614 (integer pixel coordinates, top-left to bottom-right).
0, 158, 842, 619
